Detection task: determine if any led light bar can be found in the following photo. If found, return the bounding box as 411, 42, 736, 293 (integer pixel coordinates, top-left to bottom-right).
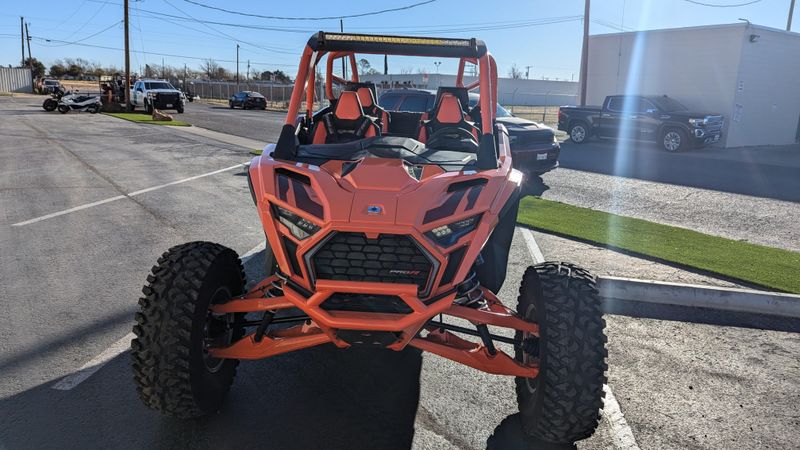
324, 33, 472, 48
309, 32, 486, 58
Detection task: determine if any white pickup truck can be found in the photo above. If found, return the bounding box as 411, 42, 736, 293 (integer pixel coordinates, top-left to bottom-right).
131, 79, 185, 114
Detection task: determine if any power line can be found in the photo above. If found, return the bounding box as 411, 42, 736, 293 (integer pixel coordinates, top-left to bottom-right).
161, 0, 297, 54
682, 0, 761, 7
48, 20, 122, 47
181, 0, 436, 21
30, 35, 296, 67
60, 0, 108, 41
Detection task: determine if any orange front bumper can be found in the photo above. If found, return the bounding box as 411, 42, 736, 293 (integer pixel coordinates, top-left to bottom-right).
207, 275, 539, 378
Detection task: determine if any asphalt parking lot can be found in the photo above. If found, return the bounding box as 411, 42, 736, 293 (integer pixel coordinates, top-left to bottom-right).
1, 95, 799, 449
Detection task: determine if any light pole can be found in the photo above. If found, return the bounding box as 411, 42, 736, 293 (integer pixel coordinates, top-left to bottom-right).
434, 61, 441, 88
579, 0, 590, 106
124, 0, 131, 111
236, 43, 240, 90
789, 0, 796, 31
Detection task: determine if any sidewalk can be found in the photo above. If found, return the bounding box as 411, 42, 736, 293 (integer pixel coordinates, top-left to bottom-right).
166, 123, 265, 152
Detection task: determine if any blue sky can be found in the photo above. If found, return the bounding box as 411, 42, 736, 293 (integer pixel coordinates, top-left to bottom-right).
0, 0, 795, 79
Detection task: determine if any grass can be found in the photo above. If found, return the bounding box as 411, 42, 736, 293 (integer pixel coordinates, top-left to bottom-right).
104, 112, 190, 126
516, 196, 800, 294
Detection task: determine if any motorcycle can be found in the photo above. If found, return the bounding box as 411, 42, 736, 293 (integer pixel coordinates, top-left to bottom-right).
57, 93, 102, 114
42, 86, 67, 112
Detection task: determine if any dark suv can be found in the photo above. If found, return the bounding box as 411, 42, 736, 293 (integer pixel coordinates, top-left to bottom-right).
229, 91, 267, 110
378, 88, 559, 176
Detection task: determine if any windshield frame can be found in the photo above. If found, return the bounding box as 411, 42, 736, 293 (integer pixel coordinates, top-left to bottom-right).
144, 82, 175, 90
650, 96, 687, 112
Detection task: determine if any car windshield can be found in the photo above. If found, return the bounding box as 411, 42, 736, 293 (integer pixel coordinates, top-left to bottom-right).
44, 80, 58, 85
145, 82, 174, 90
650, 96, 687, 112
247, 92, 264, 98
468, 98, 513, 117
496, 104, 513, 117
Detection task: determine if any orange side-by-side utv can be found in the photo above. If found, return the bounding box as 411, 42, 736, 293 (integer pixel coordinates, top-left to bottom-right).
132, 32, 607, 445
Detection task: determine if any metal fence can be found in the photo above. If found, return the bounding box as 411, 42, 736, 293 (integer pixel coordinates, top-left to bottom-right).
0, 67, 32, 93
183, 79, 571, 126
500, 92, 576, 126
185, 79, 295, 105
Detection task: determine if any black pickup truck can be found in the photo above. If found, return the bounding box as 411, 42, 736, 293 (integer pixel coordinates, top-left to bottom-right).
558, 95, 724, 152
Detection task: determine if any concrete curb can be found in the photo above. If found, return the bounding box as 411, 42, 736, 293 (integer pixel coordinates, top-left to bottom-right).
597, 276, 800, 318
168, 123, 264, 151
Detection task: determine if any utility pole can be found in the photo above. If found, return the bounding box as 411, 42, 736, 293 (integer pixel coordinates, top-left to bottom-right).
579, 0, 590, 106
789, 0, 796, 31
525, 65, 532, 79
247, 59, 250, 81
236, 43, 240, 90
20, 17, 25, 66
25, 23, 32, 69
340, 19, 346, 78
124, 0, 131, 111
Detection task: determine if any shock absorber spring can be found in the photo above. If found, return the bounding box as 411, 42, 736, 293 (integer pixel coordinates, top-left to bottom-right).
453, 271, 485, 307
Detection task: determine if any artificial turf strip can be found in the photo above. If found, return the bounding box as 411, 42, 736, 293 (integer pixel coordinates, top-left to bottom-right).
104, 112, 191, 126
516, 196, 800, 294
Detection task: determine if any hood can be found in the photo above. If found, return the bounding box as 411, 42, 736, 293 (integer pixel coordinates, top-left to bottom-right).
662, 111, 722, 120
146, 89, 181, 94
497, 116, 555, 145
496, 116, 547, 129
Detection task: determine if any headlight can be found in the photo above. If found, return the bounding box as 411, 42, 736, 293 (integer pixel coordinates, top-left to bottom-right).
147, 92, 156, 98
272, 204, 320, 240
688, 118, 706, 126
425, 214, 482, 247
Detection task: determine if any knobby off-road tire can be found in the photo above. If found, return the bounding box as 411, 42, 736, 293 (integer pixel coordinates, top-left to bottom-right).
132, 241, 246, 419
515, 262, 607, 444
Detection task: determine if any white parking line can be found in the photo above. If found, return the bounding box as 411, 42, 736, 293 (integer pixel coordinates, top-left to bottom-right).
51, 332, 135, 391
517, 226, 639, 449
520, 227, 545, 263
603, 385, 640, 449
12, 164, 244, 227
51, 240, 266, 391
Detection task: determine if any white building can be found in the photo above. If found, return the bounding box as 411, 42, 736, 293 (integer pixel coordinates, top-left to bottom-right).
360, 73, 578, 107
586, 23, 800, 148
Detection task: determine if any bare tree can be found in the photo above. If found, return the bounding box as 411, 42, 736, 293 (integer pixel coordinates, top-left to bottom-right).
200, 59, 223, 79
399, 67, 414, 75
508, 64, 523, 79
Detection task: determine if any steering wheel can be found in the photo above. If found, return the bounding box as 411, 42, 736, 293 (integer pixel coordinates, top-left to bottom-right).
425, 126, 479, 150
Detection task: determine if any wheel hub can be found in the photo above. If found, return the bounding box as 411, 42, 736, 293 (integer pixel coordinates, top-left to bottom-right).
664, 131, 681, 151
203, 287, 234, 372
571, 126, 585, 142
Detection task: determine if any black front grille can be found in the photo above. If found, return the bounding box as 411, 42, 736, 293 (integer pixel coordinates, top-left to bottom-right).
510, 130, 555, 148
155, 93, 180, 106
311, 232, 433, 292
321, 293, 413, 314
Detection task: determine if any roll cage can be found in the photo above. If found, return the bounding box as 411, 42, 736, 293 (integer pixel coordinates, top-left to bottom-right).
274, 32, 500, 170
